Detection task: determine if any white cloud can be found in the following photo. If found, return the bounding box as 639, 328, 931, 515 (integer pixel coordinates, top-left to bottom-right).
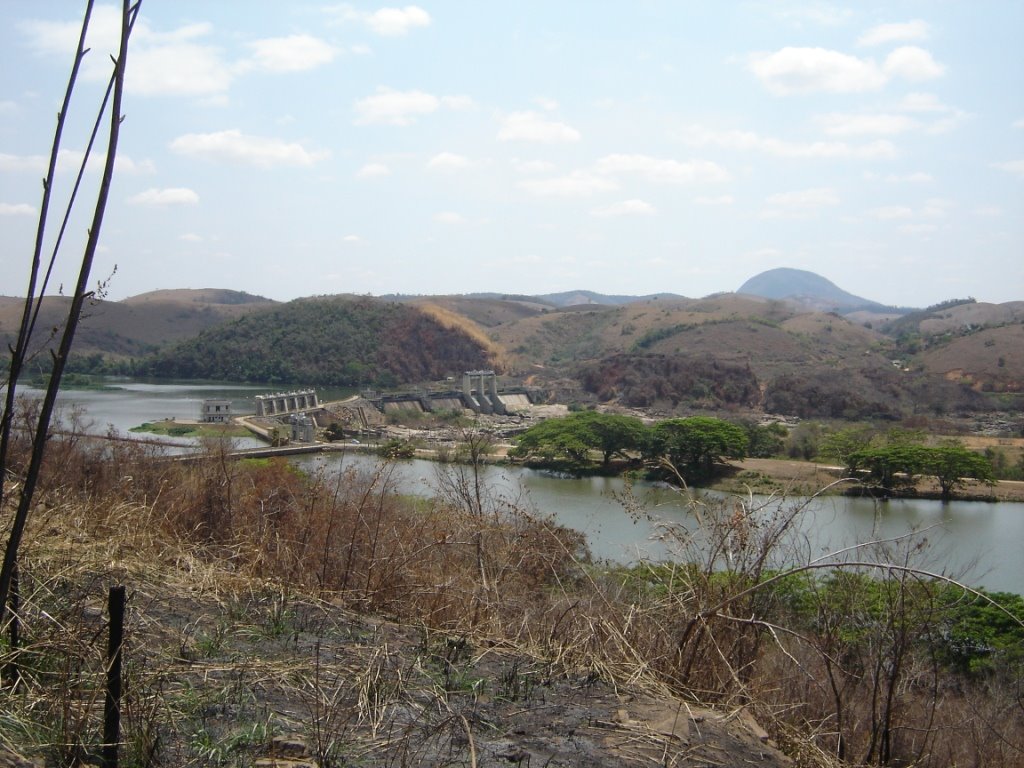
898, 92, 946, 113
170, 130, 328, 167
992, 160, 1024, 178
883, 46, 945, 82
179, 233, 203, 242
131, 42, 234, 96
816, 112, 918, 136
497, 111, 581, 143
519, 172, 617, 197
1014, 118, 1024, 129
0, 100, 17, 115
761, 187, 839, 218
245, 35, 338, 72
367, 6, 431, 36
128, 187, 199, 206
858, 20, 930, 47
0, 152, 48, 173
426, 152, 471, 171
511, 159, 556, 175
868, 205, 914, 220
972, 206, 1003, 217
749, 47, 887, 94
694, 195, 735, 205
892, 93, 969, 134
535, 97, 559, 111
590, 199, 656, 217
767, 188, 840, 207
342, 234, 362, 243
921, 198, 954, 218
864, 171, 933, 184
679, 125, 896, 159
0, 149, 154, 174
355, 162, 390, 178
595, 154, 732, 183
441, 94, 476, 111
899, 223, 939, 235
0, 202, 36, 216
434, 211, 464, 224
20, 6, 239, 97
354, 88, 440, 125
750, 44, 944, 95
867, 198, 953, 224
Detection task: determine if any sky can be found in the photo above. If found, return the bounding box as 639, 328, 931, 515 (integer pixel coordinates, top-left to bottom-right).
0, 1, 1022, 308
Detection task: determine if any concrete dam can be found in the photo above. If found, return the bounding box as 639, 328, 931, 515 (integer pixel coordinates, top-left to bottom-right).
250, 372, 535, 441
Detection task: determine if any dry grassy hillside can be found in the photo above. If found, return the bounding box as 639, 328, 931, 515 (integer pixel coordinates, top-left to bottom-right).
0, 289, 276, 361
483, 293, 893, 379
412, 296, 551, 327
918, 324, 1024, 391
916, 301, 1024, 335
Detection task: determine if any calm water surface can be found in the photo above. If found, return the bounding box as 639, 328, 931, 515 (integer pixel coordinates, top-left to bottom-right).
299, 453, 1024, 595
14, 379, 1022, 594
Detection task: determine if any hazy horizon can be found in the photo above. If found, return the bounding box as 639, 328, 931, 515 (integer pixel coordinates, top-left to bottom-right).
1, 2, 1022, 306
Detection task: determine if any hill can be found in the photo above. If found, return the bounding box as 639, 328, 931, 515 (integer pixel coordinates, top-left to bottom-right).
5, 272, 1020, 420
120, 288, 274, 306
139, 295, 496, 387
884, 299, 1024, 393
474, 292, 987, 418
0, 289, 277, 365
738, 267, 906, 315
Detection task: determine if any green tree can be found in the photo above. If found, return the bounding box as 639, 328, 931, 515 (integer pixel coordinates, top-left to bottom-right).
924, 442, 995, 500
819, 425, 877, 466
569, 411, 647, 466
743, 421, 787, 458
509, 411, 646, 467
847, 444, 928, 493
645, 416, 748, 484
848, 442, 994, 500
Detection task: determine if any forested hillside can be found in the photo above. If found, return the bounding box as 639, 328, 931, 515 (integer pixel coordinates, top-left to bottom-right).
137, 296, 495, 387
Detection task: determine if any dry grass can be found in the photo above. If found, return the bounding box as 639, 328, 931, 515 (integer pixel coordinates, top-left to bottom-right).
1, 426, 1021, 766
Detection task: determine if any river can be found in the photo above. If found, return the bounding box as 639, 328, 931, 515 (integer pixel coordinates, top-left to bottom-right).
295, 453, 1024, 595
9, 379, 1023, 594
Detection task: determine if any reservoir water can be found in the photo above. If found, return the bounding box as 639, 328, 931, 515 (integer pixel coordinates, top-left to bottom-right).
297, 453, 1024, 595
11, 379, 1023, 594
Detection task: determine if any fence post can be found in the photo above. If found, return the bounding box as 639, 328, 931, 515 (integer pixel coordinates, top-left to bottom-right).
102, 585, 126, 768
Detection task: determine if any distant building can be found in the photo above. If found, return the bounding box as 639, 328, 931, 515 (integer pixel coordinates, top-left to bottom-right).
289, 413, 316, 443
201, 398, 232, 423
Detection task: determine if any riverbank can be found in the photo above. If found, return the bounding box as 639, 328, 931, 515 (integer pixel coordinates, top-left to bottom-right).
130, 418, 252, 439
716, 457, 1024, 502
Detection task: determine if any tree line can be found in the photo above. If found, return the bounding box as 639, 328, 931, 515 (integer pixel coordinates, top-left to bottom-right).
510, 412, 996, 495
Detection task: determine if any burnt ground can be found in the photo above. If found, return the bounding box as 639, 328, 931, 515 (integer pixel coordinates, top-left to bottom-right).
138, 587, 794, 767
0, 507, 797, 768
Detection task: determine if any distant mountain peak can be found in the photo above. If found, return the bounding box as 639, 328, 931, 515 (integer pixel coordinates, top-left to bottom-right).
738, 268, 882, 312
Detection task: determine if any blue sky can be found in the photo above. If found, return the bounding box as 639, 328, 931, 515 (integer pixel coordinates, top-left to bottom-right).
1, 1, 1022, 307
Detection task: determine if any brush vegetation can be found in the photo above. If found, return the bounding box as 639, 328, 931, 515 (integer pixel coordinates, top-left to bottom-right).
130, 297, 496, 387
1, 407, 1021, 766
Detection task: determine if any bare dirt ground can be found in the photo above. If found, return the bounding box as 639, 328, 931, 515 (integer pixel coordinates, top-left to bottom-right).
0, 514, 794, 768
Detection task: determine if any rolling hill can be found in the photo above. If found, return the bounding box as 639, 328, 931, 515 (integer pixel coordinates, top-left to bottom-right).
140, 296, 496, 387
4, 270, 1020, 419
0, 289, 277, 365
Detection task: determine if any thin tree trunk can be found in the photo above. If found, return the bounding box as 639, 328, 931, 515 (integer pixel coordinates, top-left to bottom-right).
0, 0, 138, 618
